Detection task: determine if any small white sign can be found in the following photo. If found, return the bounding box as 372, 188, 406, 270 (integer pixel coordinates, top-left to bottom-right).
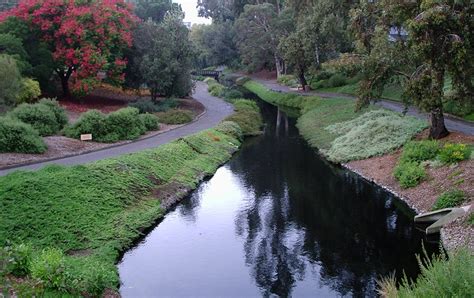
80, 134, 93, 141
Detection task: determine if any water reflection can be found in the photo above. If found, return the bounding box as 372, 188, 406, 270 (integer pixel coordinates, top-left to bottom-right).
228, 104, 436, 297
118, 103, 437, 297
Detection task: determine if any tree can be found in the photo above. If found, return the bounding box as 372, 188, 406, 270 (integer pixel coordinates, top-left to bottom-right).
0, 17, 54, 90
235, 3, 292, 76
279, 30, 310, 88
190, 22, 239, 68
0, 54, 22, 107
131, 13, 194, 100
354, 0, 473, 139
405, 0, 473, 138
134, 0, 181, 22
1, 0, 137, 97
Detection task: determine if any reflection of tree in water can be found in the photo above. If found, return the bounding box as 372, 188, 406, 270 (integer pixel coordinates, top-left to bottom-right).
229, 105, 436, 297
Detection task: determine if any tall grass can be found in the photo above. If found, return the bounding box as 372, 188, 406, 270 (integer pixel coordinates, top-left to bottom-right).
378, 249, 474, 298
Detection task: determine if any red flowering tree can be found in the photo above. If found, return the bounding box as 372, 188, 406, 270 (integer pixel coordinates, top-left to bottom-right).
1, 0, 137, 97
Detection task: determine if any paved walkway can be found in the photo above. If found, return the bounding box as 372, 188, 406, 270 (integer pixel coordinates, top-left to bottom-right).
252, 77, 474, 136
0, 82, 234, 176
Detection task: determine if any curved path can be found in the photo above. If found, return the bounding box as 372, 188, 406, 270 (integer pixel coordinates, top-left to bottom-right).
0, 82, 234, 176
253, 77, 474, 136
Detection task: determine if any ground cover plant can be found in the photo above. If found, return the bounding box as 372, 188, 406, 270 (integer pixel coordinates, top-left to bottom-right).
0, 124, 242, 296
325, 110, 427, 163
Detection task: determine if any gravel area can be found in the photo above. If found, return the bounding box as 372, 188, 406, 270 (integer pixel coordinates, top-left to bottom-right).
344, 131, 473, 252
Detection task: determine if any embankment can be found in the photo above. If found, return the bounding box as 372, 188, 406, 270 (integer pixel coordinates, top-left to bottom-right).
0, 99, 263, 296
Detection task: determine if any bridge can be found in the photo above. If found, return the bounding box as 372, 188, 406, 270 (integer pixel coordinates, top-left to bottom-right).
192, 70, 222, 81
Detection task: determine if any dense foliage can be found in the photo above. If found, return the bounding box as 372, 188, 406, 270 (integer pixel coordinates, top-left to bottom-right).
0, 116, 47, 153
8, 100, 68, 136
1, 0, 137, 97
65, 107, 151, 143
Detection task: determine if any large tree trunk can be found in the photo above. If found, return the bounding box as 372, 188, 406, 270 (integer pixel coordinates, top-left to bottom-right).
429, 107, 449, 139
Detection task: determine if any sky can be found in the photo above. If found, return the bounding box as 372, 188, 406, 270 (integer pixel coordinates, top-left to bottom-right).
174, 0, 212, 25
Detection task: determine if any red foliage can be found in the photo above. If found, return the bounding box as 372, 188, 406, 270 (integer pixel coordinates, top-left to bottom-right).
1, 0, 138, 95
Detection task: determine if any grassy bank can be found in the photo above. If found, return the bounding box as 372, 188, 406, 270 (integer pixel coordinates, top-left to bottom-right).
0, 94, 264, 295
244, 80, 426, 162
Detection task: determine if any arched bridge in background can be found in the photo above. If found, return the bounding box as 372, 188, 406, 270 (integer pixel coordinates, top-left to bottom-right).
192, 70, 222, 81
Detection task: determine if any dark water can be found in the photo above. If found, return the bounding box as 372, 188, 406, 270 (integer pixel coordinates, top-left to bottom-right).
118, 100, 437, 297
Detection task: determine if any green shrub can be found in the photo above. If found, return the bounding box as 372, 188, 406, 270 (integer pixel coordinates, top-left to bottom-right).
378, 249, 474, 298
234, 99, 259, 111
0, 117, 47, 153
203, 77, 216, 84
438, 143, 471, 164
326, 73, 348, 88
157, 109, 193, 124
394, 161, 426, 188
16, 78, 41, 104
103, 107, 145, 142
222, 89, 243, 100
325, 110, 428, 162
9, 103, 62, 136
208, 83, 225, 97
64, 110, 107, 140
277, 75, 298, 87
139, 113, 160, 131
215, 121, 243, 140
38, 99, 68, 129
312, 70, 333, 82
30, 248, 66, 290
400, 140, 440, 163
1, 243, 33, 277
65, 108, 147, 143
432, 190, 466, 210
129, 98, 179, 113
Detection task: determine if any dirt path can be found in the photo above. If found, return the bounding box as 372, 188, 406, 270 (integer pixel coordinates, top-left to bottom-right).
252, 77, 474, 136
0, 82, 234, 176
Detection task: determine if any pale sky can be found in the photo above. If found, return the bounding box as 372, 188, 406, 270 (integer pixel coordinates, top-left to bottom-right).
174, 0, 212, 25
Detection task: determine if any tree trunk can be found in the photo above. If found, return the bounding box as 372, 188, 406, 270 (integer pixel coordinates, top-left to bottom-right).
58, 68, 73, 99
429, 68, 449, 139
60, 75, 71, 98
274, 54, 283, 78
298, 68, 307, 90
429, 107, 449, 139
